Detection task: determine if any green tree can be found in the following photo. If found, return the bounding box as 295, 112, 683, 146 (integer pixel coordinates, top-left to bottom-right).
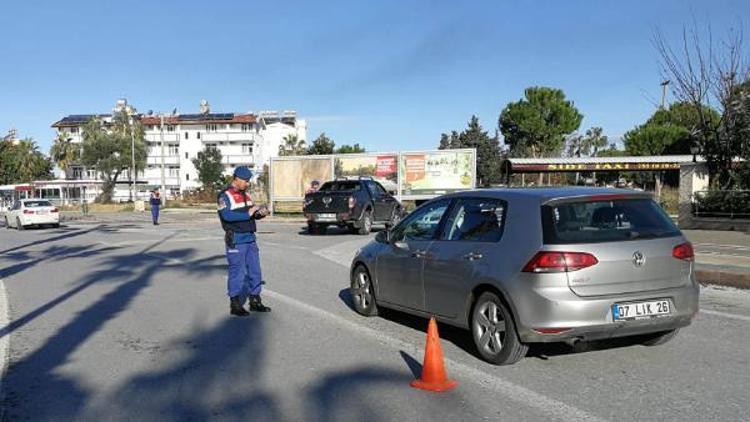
279, 133, 307, 156
566, 126, 608, 157
307, 133, 336, 155
80, 112, 147, 203
335, 143, 366, 154
438, 115, 502, 187
0, 138, 53, 184
192, 146, 225, 191
499, 86, 583, 158
50, 131, 81, 176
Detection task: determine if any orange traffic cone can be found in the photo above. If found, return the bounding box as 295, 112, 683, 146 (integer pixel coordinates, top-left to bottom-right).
410, 317, 458, 392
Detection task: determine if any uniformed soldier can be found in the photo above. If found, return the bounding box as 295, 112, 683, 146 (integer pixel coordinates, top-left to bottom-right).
217, 166, 271, 316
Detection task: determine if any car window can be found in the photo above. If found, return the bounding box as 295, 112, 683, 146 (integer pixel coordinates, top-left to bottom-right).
374, 182, 388, 196
23, 200, 53, 208
319, 181, 362, 192
365, 181, 380, 197
391, 199, 450, 242
542, 198, 680, 244
12, 201, 21, 210
441, 198, 506, 242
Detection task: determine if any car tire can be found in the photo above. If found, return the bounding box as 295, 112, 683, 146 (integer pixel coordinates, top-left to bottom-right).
16, 218, 24, 231
4, 217, 9, 229
640, 329, 679, 346
357, 209, 372, 235
471, 292, 528, 365
52, 223, 60, 229
350, 265, 378, 317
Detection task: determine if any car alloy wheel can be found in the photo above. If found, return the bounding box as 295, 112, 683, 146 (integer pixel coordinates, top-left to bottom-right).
350, 266, 377, 316
471, 292, 528, 365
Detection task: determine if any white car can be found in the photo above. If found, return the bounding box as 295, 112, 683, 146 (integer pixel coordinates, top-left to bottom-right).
4, 199, 60, 230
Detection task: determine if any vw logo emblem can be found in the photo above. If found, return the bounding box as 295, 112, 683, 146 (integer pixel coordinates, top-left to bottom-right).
322, 196, 332, 208
633, 251, 646, 267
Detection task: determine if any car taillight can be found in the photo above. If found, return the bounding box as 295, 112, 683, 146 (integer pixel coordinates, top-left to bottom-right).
348, 197, 356, 209
51, 208, 59, 213
673, 242, 694, 261
522, 251, 598, 273
23, 210, 35, 214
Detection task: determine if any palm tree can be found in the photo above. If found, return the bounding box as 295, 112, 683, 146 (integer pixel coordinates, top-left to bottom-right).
50, 132, 81, 178
279, 134, 307, 156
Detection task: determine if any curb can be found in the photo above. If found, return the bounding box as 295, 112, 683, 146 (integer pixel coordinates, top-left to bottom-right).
697, 269, 750, 289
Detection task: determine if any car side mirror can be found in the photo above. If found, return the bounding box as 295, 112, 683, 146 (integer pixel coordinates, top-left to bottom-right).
375, 230, 390, 243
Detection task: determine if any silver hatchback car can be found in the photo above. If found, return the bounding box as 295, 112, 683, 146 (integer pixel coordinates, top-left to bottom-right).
350, 188, 699, 365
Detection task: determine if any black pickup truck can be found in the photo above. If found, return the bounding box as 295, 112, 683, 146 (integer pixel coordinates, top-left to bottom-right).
303, 179, 402, 235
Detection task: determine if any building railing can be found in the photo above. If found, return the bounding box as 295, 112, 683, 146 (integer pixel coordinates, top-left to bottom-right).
223, 155, 254, 165
202, 132, 259, 143
693, 190, 750, 219
147, 155, 180, 165
144, 133, 180, 143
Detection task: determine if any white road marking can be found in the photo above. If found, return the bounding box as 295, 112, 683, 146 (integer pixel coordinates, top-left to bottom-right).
263, 289, 606, 422
700, 309, 750, 322
0, 278, 11, 420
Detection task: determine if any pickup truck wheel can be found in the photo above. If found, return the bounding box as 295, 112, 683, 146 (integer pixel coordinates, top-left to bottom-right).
357, 210, 372, 235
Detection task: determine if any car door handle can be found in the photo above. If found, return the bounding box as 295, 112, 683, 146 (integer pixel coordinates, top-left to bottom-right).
463, 252, 483, 261
412, 250, 427, 258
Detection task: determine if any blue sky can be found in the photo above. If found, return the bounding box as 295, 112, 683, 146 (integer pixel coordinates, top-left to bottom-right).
1, 0, 747, 153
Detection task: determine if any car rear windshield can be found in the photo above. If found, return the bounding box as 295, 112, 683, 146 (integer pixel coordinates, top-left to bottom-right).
541, 198, 680, 244
24, 200, 53, 208
318, 181, 361, 192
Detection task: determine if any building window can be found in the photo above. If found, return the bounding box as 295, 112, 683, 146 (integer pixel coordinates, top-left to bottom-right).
185, 152, 188, 159
69, 127, 79, 134
241, 123, 251, 132
166, 125, 175, 132
168, 145, 179, 156
197, 132, 201, 140
242, 143, 253, 154
168, 166, 179, 177
186, 173, 189, 181
207, 124, 218, 132
184, 132, 189, 140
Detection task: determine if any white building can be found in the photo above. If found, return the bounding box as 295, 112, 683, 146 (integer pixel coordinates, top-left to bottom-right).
51, 100, 306, 200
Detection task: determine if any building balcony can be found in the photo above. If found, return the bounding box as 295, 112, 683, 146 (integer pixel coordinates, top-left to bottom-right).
201, 132, 259, 143
144, 133, 180, 144
223, 155, 255, 166
147, 155, 180, 166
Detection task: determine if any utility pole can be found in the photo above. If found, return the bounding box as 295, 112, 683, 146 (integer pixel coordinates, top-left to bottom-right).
660, 80, 670, 109
160, 113, 166, 205
129, 115, 136, 202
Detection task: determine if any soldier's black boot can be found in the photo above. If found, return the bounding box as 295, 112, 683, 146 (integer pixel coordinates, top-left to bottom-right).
248, 295, 271, 312
230, 296, 250, 316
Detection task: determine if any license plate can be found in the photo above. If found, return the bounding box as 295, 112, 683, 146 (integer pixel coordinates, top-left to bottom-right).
37, 210, 49, 215
317, 213, 337, 221
613, 299, 671, 321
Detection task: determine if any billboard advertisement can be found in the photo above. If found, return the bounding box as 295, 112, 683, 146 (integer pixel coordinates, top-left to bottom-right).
399, 150, 475, 197
271, 157, 333, 199
334, 154, 398, 192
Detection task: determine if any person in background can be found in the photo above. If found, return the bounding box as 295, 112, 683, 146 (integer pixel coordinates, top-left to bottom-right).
306, 180, 321, 195
149, 189, 161, 225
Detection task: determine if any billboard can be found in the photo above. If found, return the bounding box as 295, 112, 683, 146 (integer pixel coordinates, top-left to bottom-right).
270, 157, 333, 199
399, 150, 475, 197
335, 154, 398, 192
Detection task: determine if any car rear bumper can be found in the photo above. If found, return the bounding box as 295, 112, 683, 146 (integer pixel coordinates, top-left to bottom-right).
306, 210, 364, 225
512, 279, 700, 343
20, 214, 60, 226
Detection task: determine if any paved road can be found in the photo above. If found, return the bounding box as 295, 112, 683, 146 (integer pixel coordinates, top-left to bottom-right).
1, 221, 749, 421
